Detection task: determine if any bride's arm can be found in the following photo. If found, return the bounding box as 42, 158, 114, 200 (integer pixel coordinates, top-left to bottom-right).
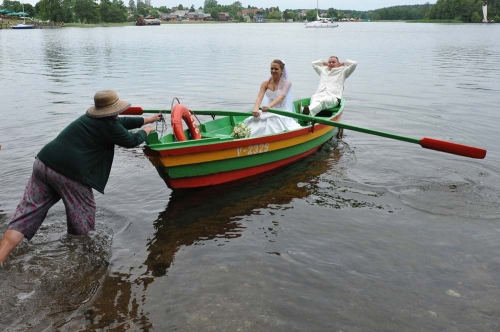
253, 81, 268, 116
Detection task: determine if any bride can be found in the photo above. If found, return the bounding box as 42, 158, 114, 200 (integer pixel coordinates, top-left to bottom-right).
244, 59, 302, 137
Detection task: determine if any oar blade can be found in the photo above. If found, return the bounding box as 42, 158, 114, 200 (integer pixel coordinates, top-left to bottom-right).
122, 106, 144, 115
420, 137, 487, 159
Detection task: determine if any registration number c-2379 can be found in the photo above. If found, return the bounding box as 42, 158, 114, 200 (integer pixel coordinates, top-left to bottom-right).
236, 143, 270, 157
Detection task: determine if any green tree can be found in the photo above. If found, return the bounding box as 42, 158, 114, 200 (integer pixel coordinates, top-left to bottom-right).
38, 0, 63, 22
204, 0, 217, 11
282, 9, 296, 20
158, 6, 170, 13
370, 4, 431, 21
267, 10, 281, 20
305, 9, 316, 21
99, 0, 110, 21
189, 4, 195, 12
128, 0, 135, 12
327, 7, 338, 19
60, 0, 74, 22
471, 11, 482, 21
2, 0, 23, 12
74, 0, 98, 23
229, 1, 242, 15
428, 0, 488, 22
136, 0, 145, 10
210, 8, 217, 19
177, 4, 183, 10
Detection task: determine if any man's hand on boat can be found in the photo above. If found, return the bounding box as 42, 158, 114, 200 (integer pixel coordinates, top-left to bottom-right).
144, 114, 162, 124
141, 114, 162, 135
142, 126, 156, 135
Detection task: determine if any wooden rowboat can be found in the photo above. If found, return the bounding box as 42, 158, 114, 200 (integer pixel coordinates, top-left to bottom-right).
123, 97, 486, 190
137, 98, 343, 190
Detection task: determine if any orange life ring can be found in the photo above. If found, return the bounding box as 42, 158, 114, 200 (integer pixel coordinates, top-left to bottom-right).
171, 104, 201, 141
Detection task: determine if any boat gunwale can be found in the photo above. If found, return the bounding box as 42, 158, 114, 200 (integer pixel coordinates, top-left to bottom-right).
144, 102, 344, 157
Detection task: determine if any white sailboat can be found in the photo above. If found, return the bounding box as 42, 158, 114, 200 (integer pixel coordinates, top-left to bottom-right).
11, 2, 34, 29
305, 0, 339, 28
482, 1, 490, 23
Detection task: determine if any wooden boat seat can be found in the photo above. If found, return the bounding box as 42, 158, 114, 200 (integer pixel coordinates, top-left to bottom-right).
201, 116, 233, 138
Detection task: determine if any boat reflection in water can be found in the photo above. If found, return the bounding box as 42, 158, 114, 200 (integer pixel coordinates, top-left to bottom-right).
145, 140, 345, 277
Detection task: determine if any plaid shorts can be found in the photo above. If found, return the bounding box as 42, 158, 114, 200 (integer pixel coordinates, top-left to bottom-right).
8, 158, 96, 240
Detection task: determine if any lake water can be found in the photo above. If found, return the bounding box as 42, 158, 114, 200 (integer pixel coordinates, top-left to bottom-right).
1, 22, 500, 331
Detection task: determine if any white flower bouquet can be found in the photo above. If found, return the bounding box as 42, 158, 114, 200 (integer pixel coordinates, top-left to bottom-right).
231, 123, 251, 139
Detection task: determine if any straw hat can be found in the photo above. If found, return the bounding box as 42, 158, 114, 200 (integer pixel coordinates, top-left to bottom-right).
86, 90, 131, 118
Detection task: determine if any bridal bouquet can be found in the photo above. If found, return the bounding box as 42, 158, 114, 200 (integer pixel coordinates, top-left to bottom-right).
231, 123, 251, 139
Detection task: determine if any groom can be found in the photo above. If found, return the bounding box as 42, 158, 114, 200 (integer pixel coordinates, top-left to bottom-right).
304, 56, 357, 116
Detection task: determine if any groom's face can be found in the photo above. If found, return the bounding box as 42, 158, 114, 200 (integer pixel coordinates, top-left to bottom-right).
328, 57, 340, 69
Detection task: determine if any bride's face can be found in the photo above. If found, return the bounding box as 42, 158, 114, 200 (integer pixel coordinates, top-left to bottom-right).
270, 63, 283, 79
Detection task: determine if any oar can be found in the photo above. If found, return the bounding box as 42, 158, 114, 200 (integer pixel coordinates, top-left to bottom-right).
266, 108, 487, 159
122, 107, 487, 159
267, 109, 486, 159
122, 106, 252, 117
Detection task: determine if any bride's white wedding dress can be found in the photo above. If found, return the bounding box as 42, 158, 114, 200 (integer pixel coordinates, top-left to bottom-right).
244, 86, 302, 137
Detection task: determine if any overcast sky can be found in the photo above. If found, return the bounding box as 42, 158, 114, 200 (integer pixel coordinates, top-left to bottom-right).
21, 0, 436, 11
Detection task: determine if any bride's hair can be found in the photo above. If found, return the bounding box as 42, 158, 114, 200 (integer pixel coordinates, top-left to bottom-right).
272, 59, 285, 71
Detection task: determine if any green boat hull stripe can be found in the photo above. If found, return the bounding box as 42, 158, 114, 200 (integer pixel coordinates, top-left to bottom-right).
161, 128, 337, 179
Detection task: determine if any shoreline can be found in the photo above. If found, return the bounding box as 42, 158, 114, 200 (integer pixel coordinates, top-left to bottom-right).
60, 19, 472, 28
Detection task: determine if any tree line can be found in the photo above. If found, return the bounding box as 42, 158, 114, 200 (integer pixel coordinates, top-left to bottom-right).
427, 0, 498, 22
1, 0, 497, 24
355, 1, 497, 22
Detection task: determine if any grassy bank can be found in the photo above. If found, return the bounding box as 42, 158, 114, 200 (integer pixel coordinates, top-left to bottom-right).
61, 20, 296, 27
407, 19, 463, 23
62, 22, 135, 27
62, 21, 237, 27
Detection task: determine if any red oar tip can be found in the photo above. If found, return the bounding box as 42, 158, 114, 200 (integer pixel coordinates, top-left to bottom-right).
420, 137, 487, 159
121, 106, 144, 115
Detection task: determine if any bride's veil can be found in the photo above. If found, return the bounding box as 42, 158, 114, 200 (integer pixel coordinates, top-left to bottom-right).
262, 61, 295, 112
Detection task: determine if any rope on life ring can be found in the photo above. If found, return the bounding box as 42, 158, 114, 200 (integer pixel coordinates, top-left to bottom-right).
170, 104, 201, 141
